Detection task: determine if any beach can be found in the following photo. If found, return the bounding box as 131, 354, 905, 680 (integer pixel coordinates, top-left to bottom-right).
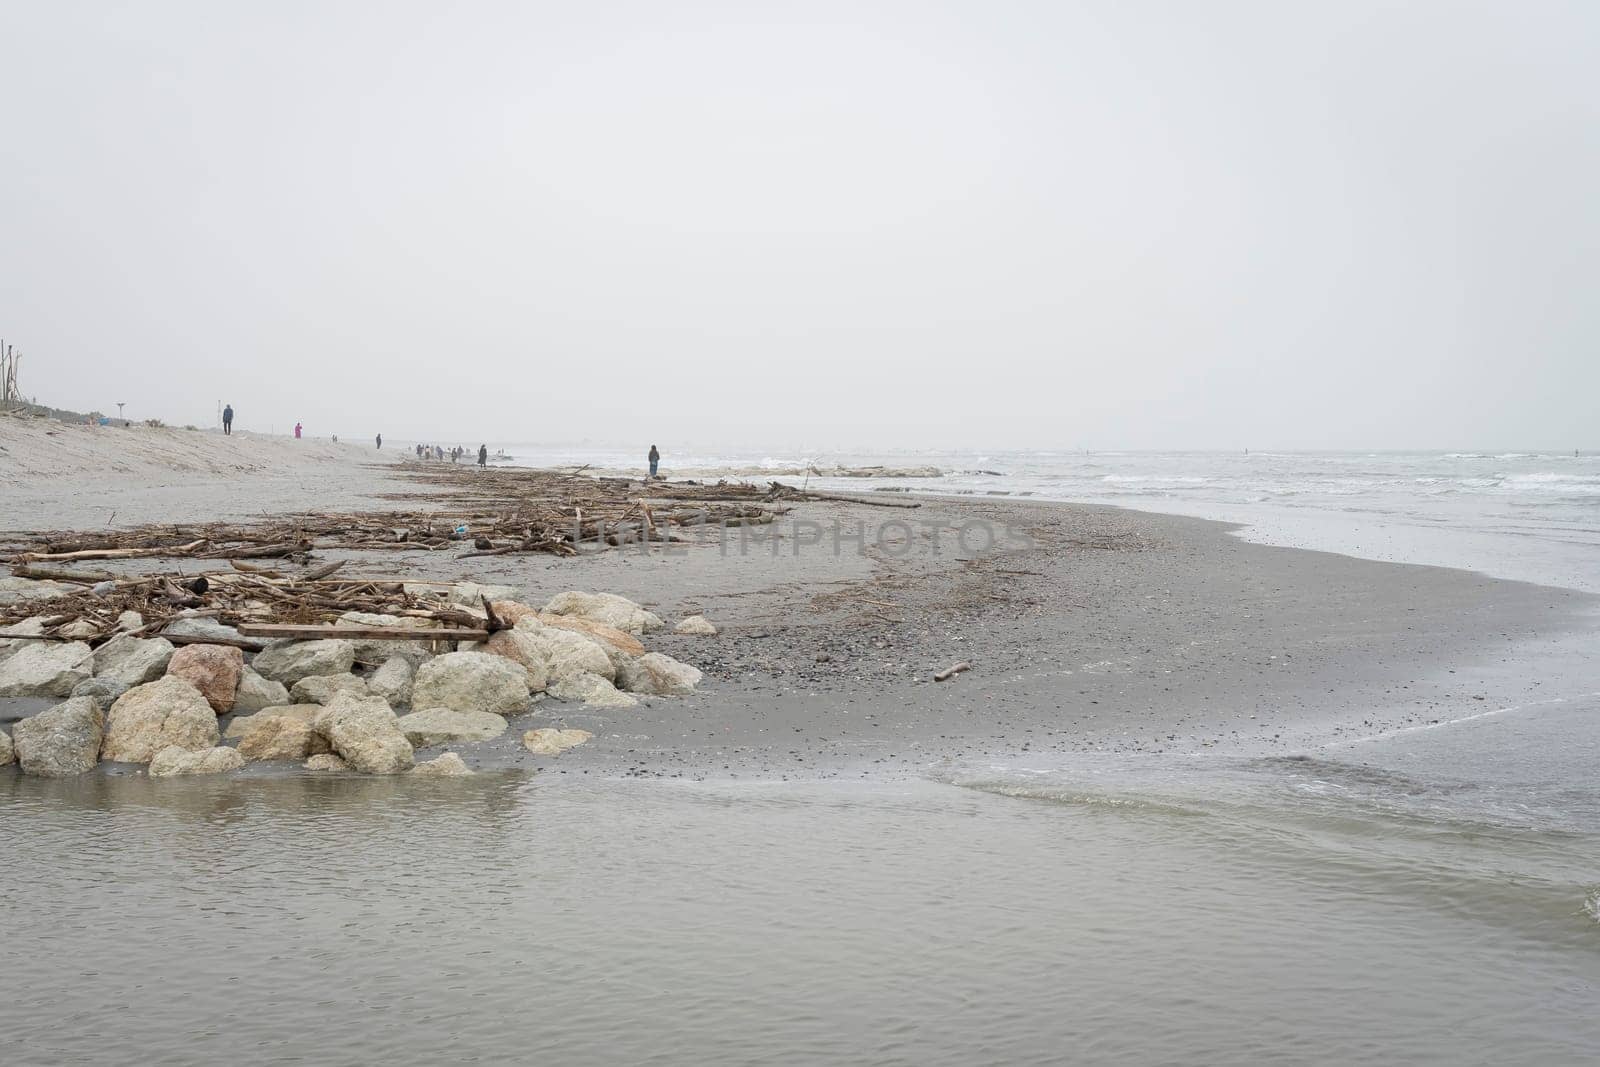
4, 422, 1600, 1063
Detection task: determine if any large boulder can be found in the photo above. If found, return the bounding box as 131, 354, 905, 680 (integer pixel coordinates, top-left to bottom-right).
149, 745, 244, 778
224, 704, 321, 738
233, 667, 289, 713
251, 639, 356, 686
410, 651, 530, 716
480, 629, 552, 692
101, 676, 220, 763
0, 727, 11, 766
115, 610, 144, 632
71, 676, 131, 708
367, 657, 415, 707
487, 600, 540, 626
547, 671, 638, 708
535, 613, 645, 659
511, 617, 614, 684
12, 697, 104, 777
92, 634, 175, 688
290, 673, 368, 705
675, 615, 718, 636
166, 643, 244, 713
395, 707, 508, 747
304, 753, 348, 772
0, 641, 94, 697
522, 727, 593, 756
236, 714, 329, 761
412, 751, 471, 777
542, 591, 664, 635
0, 576, 75, 607
0, 618, 51, 665
162, 617, 245, 644
313, 692, 413, 774
617, 652, 703, 696
333, 612, 439, 667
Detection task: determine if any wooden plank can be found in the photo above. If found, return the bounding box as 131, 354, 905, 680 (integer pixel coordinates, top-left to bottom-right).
235, 623, 488, 641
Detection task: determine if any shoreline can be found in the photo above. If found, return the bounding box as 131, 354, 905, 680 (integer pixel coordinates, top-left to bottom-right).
5, 425, 1598, 783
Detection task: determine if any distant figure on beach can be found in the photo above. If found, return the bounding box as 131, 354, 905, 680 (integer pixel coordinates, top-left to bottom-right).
648, 444, 660, 479
294, 422, 302, 439
222, 404, 233, 435
478, 444, 488, 468
376, 433, 382, 450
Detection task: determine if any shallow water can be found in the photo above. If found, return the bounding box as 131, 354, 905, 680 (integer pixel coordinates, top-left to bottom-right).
5, 700, 1598, 1065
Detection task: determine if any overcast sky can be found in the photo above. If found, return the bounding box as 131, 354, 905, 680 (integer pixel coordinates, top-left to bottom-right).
2, 1, 1596, 451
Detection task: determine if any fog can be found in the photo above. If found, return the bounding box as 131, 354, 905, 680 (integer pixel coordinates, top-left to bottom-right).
3, 1, 1596, 451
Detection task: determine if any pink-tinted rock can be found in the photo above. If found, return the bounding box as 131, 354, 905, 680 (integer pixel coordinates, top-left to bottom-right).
166, 643, 244, 714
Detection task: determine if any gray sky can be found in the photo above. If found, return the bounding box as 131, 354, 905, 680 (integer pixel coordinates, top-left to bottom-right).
3, 1, 1596, 450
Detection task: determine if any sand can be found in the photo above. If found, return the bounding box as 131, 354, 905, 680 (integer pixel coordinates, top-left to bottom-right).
5, 425, 1597, 779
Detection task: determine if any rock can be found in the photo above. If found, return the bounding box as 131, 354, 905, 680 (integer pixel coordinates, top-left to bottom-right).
148, 744, 244, 777
224, 705, 322, 738
0, 727, 12, 766
449, 582, 519, 609
0, 617, 50, 665
0, 576, 75, 607
334, 612, 439, 667
411, 751, 471, 777
12, 697, 104, 777
487, 600, 540, 626
304, 753, 348, 772
290, 673, 368, 705
251, 639, 356, 686
367, 657, 415, 707
116, 611, 145, 632
522, 727, 593, 756
534, 613, 645, 663
674, 614, 718, 636
0, 641, 95, 698
313, 692, 413, 774
234, 668, 290, 713
395, 707, 508, 747
512, 617, 614, 683
162, 617, 245, 644
92, 634, 175, 688
617, 652, 703, 696
71, 676, 131, 708
166, 643, 244, 713
546, 671, 638, 708
58, 619, 99, 639
479, 629, 552, 692
100, 676, 220, 763
542, 591, 664, 635
236, 714, 329, 761
410, 651, 530, 716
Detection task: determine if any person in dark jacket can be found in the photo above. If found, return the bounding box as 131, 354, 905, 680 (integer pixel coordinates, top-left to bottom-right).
376, 433, 382, 450
222, 404, 233, 435
648, 444, 660, 479
478, 444, 488, 468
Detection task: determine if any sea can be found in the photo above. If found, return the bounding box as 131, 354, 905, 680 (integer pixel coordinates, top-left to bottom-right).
4, 449, 1598, 1064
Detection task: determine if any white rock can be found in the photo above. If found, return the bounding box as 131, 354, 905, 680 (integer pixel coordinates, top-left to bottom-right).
674, 614, 718, 636
395, 707, 508, 747
251, 639, 356, 686
304, 753, 349, 772
58, 619, 98, 639
148, 744, 244, 777
334, 612, 439, 667
0, 576, 75, 606
0, 641, 95, 698
71, 676, 131, 708
367, 657, 415, 707
290, 673, 368, 705
233, 667, 290, 713
313, 692, 413, 774
162, 617, 245, 643
92, 634, 175, 688
116, 611, 145, 632
546, 671, 638, 708
522, 727, 593, 756
511, 617, 614, 684
101, 676, 220, 763
479, 628, 553, 691
410, 651, 530, 716
542, 591, 665, 635
0, 617, 50, 665
449, 582, 519, 609
411, 751, 472, 777
617, 652, 703, 696
12, 697, 105, 777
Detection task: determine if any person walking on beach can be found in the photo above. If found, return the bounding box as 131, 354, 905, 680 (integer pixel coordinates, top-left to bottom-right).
222, 404, 233, 435
376, 433, 382, 450
294, 422, 302, 439
478, 444, 488, 468
648, 444, 660, 479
